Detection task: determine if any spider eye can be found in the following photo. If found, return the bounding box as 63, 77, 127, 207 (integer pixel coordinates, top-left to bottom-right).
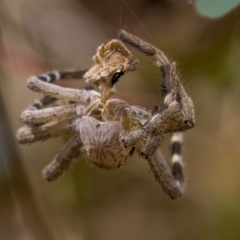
111, 71, 124, 86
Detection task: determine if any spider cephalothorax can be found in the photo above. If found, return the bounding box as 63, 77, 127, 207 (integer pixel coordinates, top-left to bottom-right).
17, 30, 195, 199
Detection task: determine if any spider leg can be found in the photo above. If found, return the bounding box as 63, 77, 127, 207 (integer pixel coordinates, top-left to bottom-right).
18, 98, 103, 143
37, 69, 88, 83
140, 97, 192, 159
18, 94, 102, 143
119, 30, 177, 93
170, 132, 184, 188
42, 134, 82, 181
149, 149, 183, 199
16, 118, 73, 144
139, 88, 193, 157
24, 69, 89, 111
20, 94, 72, 129
119, 29, 178, 99
27, 76, 100, 103
20, 104, 80, 124
26, 95, 58, 111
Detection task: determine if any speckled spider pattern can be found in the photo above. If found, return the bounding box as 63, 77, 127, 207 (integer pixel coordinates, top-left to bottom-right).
17, 30, 195, 199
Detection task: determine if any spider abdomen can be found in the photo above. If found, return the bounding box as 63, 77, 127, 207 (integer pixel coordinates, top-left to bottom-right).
79, 116, 131, 169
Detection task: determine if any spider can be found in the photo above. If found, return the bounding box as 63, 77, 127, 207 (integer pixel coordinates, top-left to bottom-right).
16, 30, 195, 199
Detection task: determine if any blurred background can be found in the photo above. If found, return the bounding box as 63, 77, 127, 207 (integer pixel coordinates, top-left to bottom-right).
1, 0, 240, 239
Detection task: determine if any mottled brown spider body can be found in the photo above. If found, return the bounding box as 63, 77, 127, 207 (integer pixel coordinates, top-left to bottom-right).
77, 117, 133, 169
17, 30, 195, 199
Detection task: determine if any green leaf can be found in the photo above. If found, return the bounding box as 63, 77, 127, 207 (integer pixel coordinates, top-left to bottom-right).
195, 0, 240, 18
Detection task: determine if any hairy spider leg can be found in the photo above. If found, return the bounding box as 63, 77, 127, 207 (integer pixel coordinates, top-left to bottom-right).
25, 69, 88, 111
170, 132, 184, 188
16, 119, 73, 144
20, 104, 80, 125
27, 76, 100, 103
17, 94, 74, 143
42, 135, 82, 181
17, 100, 103, 143
150, 132, 185, 199
17, 74, 101, 143
38, 69, 88, 83
122, 103, 181, 161
26, 95, 57, 111
150, 149, 183, 199
119, 29, 178, 101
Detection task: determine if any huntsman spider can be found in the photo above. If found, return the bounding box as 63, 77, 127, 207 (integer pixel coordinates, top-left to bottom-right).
17, 30, 195, 199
